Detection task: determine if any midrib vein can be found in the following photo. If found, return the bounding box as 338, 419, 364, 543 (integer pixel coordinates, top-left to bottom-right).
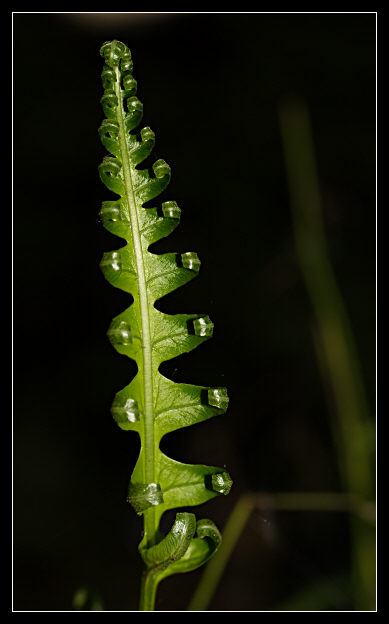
114, 69, 156, 539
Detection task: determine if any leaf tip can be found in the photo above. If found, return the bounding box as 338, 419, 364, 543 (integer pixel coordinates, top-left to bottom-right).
209, 471, 233, 496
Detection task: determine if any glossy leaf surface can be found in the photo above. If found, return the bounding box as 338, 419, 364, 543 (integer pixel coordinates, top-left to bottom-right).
98, 40, 232, 607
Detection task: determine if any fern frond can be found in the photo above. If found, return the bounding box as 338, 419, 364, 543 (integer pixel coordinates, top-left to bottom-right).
98, 40, 232, 608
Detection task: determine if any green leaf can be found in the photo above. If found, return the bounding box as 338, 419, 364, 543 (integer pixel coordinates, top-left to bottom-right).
98, 40, 232, 610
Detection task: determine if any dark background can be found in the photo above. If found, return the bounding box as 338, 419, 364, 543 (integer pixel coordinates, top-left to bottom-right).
13, 12, 376, 611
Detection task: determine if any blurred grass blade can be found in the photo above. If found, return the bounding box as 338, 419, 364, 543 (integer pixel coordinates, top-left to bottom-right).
73, 587, 103, 611
278, 97, 375, 610
188, 491, 374, 611
188, 494, 254, 611
275, 573, 351, 611
189, 99, 375, 611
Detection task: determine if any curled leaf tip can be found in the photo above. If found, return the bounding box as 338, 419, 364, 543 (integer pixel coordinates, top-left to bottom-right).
193, 315, 214, 337
208, 387, 229, 410
100, 40, 132, 70
210, 471, 233, 495
162, 200, 181, 219
181, 251, 201, 271
153, 159, 171, 179
140, 512, 196, 568
196, 518, 222, 548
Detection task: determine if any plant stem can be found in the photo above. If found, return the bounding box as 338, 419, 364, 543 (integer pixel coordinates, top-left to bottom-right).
114, 68, 156, 546
114, 67, 157, 610
139, 569, 159, 612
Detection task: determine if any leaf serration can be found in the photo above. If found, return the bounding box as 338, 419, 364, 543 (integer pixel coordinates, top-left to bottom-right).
99, 39, 232, 594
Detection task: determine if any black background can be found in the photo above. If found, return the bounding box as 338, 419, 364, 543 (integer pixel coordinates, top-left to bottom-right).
13, 12, 376, 611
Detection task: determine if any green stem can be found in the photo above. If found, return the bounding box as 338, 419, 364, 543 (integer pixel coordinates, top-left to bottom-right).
114, 67, 157, 609
139, 569, 159, 611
